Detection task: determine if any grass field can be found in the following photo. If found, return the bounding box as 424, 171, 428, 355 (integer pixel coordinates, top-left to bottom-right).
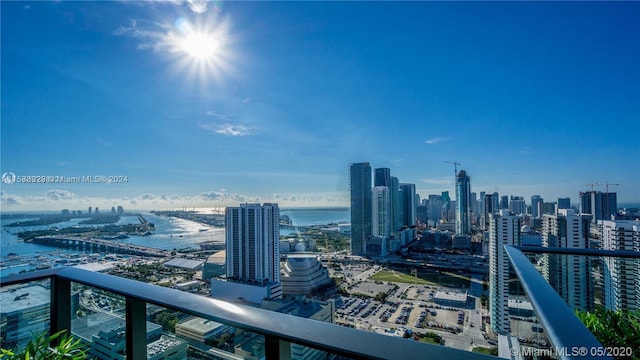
416, 271, 471, 288
472, 347, 498, 355
369, 269, 471, 287
418, 337, 441, 345
369, 270, 429, 285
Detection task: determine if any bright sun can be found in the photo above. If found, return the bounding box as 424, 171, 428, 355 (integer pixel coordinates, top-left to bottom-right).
180, 32, 220, 60
169, 16, 233, 82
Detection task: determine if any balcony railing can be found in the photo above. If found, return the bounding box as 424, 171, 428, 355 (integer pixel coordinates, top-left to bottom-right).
1, 267, 493, 360
505, 245, 640, 360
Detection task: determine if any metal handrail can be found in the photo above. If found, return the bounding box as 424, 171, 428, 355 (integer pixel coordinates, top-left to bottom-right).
504, 246, 613, 360
515, 246, 640, 259
1, 267, 492, 360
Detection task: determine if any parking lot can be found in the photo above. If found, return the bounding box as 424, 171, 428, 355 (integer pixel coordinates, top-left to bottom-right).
330, 261, 550, 352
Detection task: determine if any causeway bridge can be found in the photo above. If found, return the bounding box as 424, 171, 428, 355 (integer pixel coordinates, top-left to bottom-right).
28, 236, 172, 258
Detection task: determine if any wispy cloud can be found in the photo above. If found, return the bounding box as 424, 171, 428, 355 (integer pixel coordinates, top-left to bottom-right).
96, 138, 112, 147
1, 191, 23, 205
199, 122, 254, 136
186, 0, 208, 14
519, 146, 533, 155
1, 189, 349, 211
113, 10, 231, 56
420, 177, 452, 185
425, 137, 451, 145
205, 110, 230, 121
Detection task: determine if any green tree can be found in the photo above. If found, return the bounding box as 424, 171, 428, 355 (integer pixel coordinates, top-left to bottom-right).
480, 295, 487, 308
576, 308, 640, 359
374, 291, 389, 303
155, 311, 179, 332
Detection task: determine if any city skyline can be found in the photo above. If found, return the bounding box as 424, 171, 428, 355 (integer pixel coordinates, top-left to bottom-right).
2, 1, 639, 211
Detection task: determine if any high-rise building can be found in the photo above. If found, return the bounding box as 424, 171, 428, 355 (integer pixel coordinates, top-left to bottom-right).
500, 196, 509, 210
635, 223, 640, 312
489, 210, 521, 335
482, 194, 495, 231
455, 170, 471, 235
441, 191, 452, 221
427, 194, 444, 224
372, 186, 391, 238
600, 220, 639, 311
225, 203, 281, 289
391, 176, 401, 233
541, 202, 557, 216
400, 183, 416, 227
541, 209, 593, 311
557, 197, 571, 210
531, 195, 543, 218
349, 162, 372, 256
399, 183, 417, 246
374, 168, 391, 187
470, 192, 478, 215
509, 196, 526, 215
492, 192, 500, 212
441, 191, 451, 204
580, 191, 617, 223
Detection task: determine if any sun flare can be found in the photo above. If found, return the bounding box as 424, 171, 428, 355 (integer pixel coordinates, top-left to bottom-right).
180, 32, 220, 60
167, 16, 234, 82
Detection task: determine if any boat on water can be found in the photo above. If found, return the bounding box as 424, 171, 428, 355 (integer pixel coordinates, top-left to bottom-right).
35, 262, 52, 270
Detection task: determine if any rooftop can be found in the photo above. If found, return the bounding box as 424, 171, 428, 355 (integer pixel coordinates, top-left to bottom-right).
164, 258, 204, 270
0, 285, 50, 314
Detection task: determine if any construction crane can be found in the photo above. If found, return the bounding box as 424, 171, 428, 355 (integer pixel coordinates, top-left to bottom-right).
582, 182, 620, 193
582, 182, 599, 192
603, 182, 620, 194
443, 160, 461, 178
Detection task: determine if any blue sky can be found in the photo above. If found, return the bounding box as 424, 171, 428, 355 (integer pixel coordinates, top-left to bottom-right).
1, 1, 639, 211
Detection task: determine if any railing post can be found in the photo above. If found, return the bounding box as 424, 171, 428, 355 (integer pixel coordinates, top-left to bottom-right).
265, 335, 291, 360
50, 275, 71, 344
126, 297, 146, 360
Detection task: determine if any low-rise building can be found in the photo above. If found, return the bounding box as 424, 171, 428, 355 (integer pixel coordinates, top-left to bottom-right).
164, 258, 204, 271
72, 311, 185, 360
0, 285, 50, 349
433, 290, 471, 308
280, 254, 331, 296
175, 316, 232, 343
202, 251, 226, 280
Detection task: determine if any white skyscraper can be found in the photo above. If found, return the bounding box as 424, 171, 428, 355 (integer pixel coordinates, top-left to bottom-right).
541, 209, 593, 311
489, 210, 521, 335
225, 203, 281, 290
600, 220, 639, 311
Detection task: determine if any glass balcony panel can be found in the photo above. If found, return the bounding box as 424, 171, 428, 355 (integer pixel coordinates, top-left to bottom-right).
0, 279, 51, 352
147, 303, 269, 360
71, 282, 128, 359
505, 246, 639, 360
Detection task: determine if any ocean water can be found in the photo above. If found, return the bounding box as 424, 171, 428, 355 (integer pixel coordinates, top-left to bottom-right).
0, 213, 225, 277
0, 208, 347, 277
280, 207, 349, 226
